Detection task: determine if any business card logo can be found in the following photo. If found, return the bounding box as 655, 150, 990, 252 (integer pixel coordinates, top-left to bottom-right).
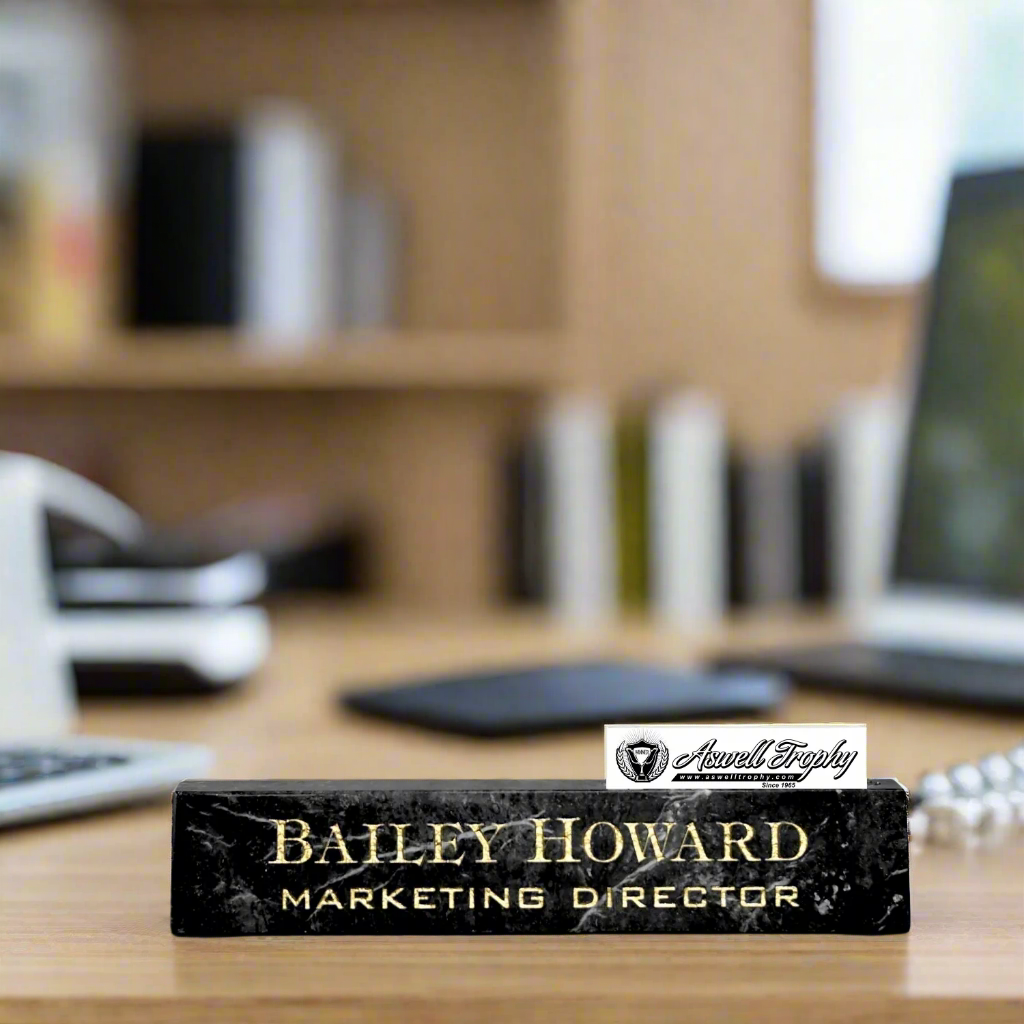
671, 737, 856, 783
614, 730, 670, 783
605, 724, 867, 790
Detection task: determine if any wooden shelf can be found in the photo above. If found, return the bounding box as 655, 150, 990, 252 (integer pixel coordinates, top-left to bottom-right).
0, 332, 563, 392
116, 1, 491, 7
114, 1, 544, 12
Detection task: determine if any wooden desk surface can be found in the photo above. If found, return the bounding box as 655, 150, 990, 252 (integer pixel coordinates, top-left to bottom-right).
1, 604, 1022, 1024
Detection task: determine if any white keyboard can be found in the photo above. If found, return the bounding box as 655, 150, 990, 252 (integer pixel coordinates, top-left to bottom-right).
0, 737, 211, 828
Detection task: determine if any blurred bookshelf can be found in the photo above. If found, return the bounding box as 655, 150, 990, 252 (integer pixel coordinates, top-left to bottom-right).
2, 0, 582, 613
115, 1, 484, 6
0, 333, 563, 392
5, 2, 900, 613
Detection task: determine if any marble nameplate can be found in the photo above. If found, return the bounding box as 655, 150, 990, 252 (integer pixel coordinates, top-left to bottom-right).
171, 779, 910, 936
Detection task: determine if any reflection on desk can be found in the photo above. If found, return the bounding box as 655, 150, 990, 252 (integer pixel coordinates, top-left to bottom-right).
0, 603, 1021, 1023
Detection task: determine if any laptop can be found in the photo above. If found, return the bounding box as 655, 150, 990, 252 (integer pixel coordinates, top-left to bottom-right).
717, 167, 1024, 709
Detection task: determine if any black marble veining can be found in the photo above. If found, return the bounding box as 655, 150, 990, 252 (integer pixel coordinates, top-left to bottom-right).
171, 779, 910, 935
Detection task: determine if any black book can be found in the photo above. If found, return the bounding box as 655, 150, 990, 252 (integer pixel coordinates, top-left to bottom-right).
726, 450, 748, 608
797, 439, 832, 604
503, 433, 547, 604
128, 127, 239, 327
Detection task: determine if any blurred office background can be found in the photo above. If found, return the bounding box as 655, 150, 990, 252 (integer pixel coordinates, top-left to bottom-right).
1, 0, 1022, 626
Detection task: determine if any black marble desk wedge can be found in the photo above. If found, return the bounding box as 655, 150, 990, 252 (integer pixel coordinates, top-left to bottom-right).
171, 780, 910, 935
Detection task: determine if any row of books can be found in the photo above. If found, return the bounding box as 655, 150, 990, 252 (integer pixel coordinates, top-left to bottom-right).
503, 390, 906, 628
130, 104, 403, 344
0, 2, 402, 352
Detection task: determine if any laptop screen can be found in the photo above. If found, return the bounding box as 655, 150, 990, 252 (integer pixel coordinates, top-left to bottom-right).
892, 168, 1024, 599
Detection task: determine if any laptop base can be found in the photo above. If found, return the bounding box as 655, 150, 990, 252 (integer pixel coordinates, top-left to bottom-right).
715, 643, 1024, 710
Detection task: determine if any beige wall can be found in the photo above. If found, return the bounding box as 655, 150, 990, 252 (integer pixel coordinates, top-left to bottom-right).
591, 0, 918, 445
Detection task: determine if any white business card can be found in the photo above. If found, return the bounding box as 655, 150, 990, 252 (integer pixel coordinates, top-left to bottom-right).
605, 724, 867, 790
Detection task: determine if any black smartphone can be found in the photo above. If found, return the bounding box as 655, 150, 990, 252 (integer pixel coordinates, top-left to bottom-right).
342, 661, 788, 737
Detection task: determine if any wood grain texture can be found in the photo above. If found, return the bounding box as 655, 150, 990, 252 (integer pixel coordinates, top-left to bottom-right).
0, 605, 1021, 1023
566, 0, 918, 444
0, 332, 562, 390
557, 0, 613, 380
0, 390, 528, 607
115, 0, 505, 7
121, 0, 560, 333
